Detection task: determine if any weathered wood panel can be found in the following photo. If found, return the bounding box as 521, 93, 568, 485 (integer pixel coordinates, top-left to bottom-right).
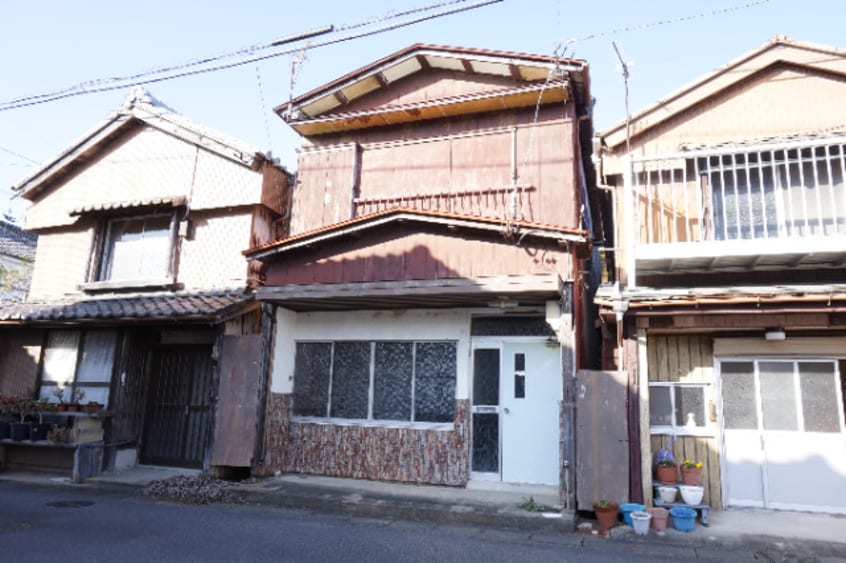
264, 228, 572, 286
290, 146, 356, 235
211, 335, 262, 467
650, 434, 722, 508
259, 394, 470, 485
576, 370, 629, 510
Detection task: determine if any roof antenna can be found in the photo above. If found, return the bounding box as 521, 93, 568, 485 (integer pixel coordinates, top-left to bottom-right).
611, 41, 632, 155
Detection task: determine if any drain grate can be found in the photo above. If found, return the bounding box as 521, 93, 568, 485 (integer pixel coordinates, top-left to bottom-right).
46, 500, 95, 508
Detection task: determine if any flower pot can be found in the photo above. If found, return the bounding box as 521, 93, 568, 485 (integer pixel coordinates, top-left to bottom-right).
681, 466, 702, 485
620, 503, 646, 526
0, 421, 10, 440
593, 502, 619, 529
656, 464, 677, 484
647, 506, 669, 531
631, 511, 652, 536
10, 421, 31, 441
30, 422, 51, 442
679, 485, 704, 505
657, 486, 678, 503
669, 506, 697, 532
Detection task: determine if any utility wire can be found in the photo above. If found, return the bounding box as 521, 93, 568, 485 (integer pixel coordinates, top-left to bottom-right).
0, 0, 497, 112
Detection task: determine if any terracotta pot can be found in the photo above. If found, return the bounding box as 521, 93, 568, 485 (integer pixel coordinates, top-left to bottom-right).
655, 463, 677, 484
647, 506, 669, 531
593, 502, 619, 529
681, 466, 702, 485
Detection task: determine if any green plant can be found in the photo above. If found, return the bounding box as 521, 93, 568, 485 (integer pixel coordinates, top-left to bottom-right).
593, 499, 612, 508
518, 496, 550, 513
71, 388, 85, 404
52, 386, 66, 405
682, 459, 703, 469
656, 458, 676, 467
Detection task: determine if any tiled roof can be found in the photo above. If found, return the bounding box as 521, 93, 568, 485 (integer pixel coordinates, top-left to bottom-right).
0, 289, 255, 324
69, 195, 187, 217
678, 129, 846, 153
0, 220, 37, 261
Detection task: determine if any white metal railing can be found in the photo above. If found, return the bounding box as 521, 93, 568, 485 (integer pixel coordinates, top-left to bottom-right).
631, 137, 846, 245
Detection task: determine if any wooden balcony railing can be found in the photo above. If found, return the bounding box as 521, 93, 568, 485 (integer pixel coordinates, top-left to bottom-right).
353, 185, 536, 220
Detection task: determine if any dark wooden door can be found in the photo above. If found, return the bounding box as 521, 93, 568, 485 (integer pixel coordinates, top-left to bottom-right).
141, 346, 215, 468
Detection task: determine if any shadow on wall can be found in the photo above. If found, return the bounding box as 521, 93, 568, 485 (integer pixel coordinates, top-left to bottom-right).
0, 328, 44, 397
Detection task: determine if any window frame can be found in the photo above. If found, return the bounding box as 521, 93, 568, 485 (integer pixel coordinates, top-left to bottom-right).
291, 339, 457, 430
99, 212, 178, 283
648, 381, 711, 436
38, 329, 118, 408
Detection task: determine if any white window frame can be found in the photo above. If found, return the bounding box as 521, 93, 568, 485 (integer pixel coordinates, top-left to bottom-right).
98, 212, 177, 284
648, 381, 711, 437
38, 329, 117, 408
291, 339, 457, 430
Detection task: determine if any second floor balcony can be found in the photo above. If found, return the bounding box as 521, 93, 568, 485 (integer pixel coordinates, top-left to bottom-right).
628, 134, 846, 277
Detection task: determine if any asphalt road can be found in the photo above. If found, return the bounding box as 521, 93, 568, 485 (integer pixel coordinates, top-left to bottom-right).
0, 480, 831, 563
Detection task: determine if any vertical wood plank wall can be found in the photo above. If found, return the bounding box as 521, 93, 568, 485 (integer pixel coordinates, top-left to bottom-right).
647, 334, 722, 508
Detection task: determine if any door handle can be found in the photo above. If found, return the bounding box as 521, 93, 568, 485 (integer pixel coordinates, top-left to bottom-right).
503, 407, 510, 414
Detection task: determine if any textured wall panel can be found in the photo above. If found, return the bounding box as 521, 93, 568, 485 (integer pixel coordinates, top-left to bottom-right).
259, 393, 470, 485
179, 212, 253, 289
28, 228, 94, 298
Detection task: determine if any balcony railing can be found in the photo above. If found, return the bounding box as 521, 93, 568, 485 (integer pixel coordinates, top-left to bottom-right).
631, 138, 846, 246
353, 185, 536, 220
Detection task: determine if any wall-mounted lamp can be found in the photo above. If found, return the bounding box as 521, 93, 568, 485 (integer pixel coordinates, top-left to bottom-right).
764, 327, 786, 341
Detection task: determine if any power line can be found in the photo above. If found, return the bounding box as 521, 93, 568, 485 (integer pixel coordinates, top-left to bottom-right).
0, 0, 498, 113
0, 145, 38, 165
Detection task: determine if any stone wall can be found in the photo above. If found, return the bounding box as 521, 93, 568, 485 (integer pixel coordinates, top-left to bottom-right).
259, 393, 470, 486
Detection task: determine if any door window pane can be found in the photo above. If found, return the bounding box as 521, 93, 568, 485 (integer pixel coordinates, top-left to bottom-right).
721, 361, 757, 430
759, 362, 798, 431
473, 349, 499, 406
330, 342, 371, 419
414, 342, 456, 423
372, 342, 413, 421
799, 362, 841, 433
41, 331, 80, 386
293, 342, 332, 417
472, 412, 499, 472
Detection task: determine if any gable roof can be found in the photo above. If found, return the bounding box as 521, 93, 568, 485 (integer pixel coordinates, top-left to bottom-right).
598, 36, 846, 151
0, 220, 37, 262
244, 207, 587, 262
14, 87, 277, 201
278, 43, 590, 136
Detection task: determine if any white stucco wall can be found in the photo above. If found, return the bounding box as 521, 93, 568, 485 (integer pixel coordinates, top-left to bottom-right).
270, 307, 473, 400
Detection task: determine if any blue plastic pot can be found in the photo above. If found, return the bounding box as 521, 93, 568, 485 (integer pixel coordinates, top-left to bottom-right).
669, 506, 697, 532
620, 503, 646, 526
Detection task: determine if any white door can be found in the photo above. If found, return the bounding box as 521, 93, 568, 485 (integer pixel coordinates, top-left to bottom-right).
471, 341, 561, 485
721, 359, 846, 514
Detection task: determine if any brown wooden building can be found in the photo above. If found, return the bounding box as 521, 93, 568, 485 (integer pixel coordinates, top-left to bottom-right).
595, 37, 846, 515
246, 44, 604, 507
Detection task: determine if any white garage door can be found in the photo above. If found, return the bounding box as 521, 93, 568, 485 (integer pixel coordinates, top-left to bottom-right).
720, 359, 846, 514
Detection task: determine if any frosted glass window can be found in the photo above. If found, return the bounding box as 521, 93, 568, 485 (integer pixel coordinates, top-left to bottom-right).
373, 342, 413, 421
77, 331, 117, 383
721, 361, 757, 430
330, 342, 371, 419
759, 362, 798, 431
675, 386, 706, 428
472, 413, 499, 472
41, 331, 80, 385
799, 362, 841, 433
414, 342, 456, 423
649, 386, 672, 426
293, 342, 332, 417
102, 215, 172, 281
473, 349, 499, 406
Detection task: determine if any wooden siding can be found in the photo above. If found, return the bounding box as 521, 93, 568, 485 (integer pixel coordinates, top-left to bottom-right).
264, 228, 572, 286
259, 393, 470, 485
646, 334, 722, 508
291, 105, 578, 235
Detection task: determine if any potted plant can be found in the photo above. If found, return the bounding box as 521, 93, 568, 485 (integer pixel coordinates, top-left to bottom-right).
10, 397, 33, 441
0, 395, 17, 440
592, 499, 619, 529
30, 399, 56, 441
83, 401, 103, 414
655, 458, 678, 484
53, 386, 67, 412
680, 459, 704, 485
68, 388, 85, 412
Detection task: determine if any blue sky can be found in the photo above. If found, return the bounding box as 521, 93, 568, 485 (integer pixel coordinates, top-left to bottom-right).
1, 0, 842, 221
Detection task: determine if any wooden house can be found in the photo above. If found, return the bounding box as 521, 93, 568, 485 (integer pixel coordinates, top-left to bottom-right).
595, 37, 846, 514
0, 88, 291, 479
245, 44, 604, 506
